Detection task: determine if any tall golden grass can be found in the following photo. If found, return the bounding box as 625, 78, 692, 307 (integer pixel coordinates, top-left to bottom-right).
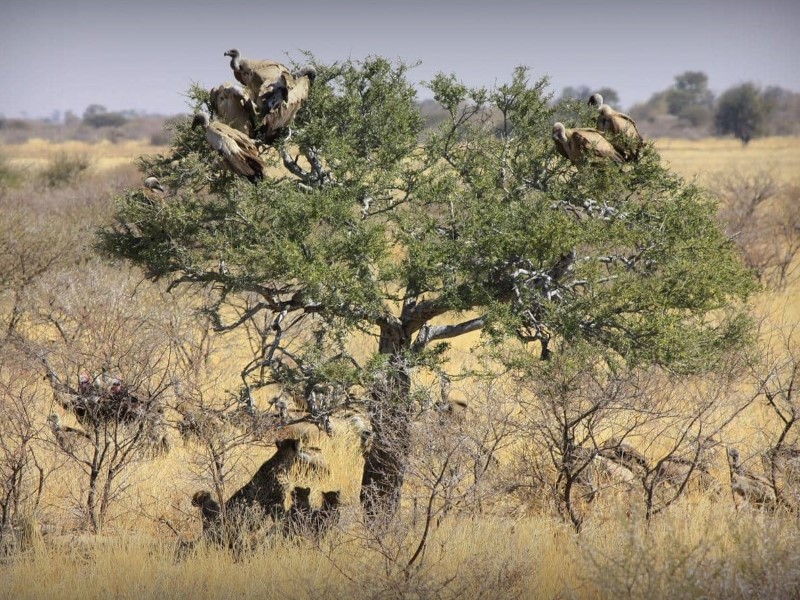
1, 137, 799, 599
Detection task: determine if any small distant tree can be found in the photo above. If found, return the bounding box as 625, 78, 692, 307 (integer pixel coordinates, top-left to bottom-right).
557, 86, 619, 107
761, 86, 800, 136
665, 71, 714, 127
715, 83, 767, 144
101, 56, 756, 520
82, 104, 127, 129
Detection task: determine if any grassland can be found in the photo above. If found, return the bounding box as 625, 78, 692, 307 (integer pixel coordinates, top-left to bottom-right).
655, 136, 800, 184
1, 137, 799, 599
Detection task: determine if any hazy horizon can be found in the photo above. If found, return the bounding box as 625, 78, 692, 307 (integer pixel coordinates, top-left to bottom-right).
2, 0, 799, 119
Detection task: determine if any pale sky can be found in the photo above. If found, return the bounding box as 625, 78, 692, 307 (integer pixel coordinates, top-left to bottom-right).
1, 0, 798, 119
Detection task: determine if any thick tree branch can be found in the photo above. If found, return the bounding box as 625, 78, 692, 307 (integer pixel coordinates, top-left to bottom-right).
411, 317, 485, 352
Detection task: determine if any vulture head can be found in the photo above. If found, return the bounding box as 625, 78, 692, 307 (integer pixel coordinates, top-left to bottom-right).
552, 122, 568, 144
223, 48, 240, 60
588, 93, 604, 108
727, 446, 741, 467
293, 66, 317, 84
191, 113, 210, 130
191, 490, 213, 507
78, 371, 92, 392
143, 176, 164, 192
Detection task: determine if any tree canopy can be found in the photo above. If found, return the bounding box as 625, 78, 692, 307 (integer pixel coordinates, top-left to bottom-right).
100, 55, 756, 516
715, 82, 767, 144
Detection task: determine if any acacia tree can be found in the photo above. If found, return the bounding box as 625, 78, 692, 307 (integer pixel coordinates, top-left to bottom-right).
715, 83, 767, 144
100, 56, 755, 517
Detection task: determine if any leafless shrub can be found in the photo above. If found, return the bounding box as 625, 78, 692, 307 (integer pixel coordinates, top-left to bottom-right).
748, 316, 800, 510
713, 170, 800, 289
508, 346, 664, 529
16, 262, 191, 532
0, 365, 47, 555
508, 343, 757, 528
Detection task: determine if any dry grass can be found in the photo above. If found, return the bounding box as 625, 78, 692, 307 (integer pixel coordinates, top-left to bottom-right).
2, 137, 800, 599
1, 139, 168, 174
655, 136, 800, 185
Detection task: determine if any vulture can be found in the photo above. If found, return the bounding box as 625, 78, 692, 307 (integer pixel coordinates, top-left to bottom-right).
191, 113, 266, 182
598, 438, 650, 476
222, 50, 315, 142
263, 67, 317, 140
223, 48, 291, 97
551, 122, 623, 166
143, 176, 164, 192
47, 413, 91, 452
588, 93, 644, 161
727, 447, 777, 509
209, 82, 258, 135
223, 48, 250, 86
256, 66, 316, 142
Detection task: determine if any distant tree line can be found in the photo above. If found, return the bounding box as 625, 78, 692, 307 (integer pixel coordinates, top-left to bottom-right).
3, 73, 799, 145
624, 71, 800, 143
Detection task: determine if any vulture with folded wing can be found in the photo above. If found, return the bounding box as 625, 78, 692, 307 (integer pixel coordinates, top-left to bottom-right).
209, 82, 257, 135
47, 413, 91, 453
191, 113, 266, 182
588, 93, 644, 161
223, 48, 291, 95
552, 122, 623, 166
256, 67, 316, 142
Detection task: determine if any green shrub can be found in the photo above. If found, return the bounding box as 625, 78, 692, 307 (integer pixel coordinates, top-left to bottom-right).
0, 154, 24, 191
38, 152, 91, 189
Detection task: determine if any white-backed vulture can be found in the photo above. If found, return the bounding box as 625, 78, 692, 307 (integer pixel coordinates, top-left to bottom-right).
588, 93, 644, 161
551, 122, 623, 166
223, 48, 292, 99
143, 176, 164, 192
191, 113, 266, 182
209, 83, 257, 135
727, 447, 777, 509
598, 438, 650, 476
222, 49, 316, 142
255, 67, 316, 142
47, 413, 91, 453
223, 48, 250, 87
653, 454, 716, 492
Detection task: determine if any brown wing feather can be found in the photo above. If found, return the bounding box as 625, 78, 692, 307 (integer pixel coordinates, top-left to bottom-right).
208, 122, 265, 181
571, 128, 623, 163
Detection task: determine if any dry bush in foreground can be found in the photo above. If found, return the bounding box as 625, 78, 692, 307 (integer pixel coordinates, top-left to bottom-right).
713, 169, 800, 289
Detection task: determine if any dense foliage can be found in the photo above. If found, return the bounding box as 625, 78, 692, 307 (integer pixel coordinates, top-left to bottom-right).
100, 56, 756, 511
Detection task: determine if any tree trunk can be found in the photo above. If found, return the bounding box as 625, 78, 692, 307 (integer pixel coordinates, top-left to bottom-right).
360, 324, 413, 521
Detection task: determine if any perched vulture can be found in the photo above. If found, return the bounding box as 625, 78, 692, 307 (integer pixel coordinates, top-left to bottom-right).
222, 50, 315, 142
223, 48, 250, 87
588, 93, 644, 161
257, 67, 316, 142
143, 176, 164, 193
727, 446, 777, 509
223, 48, 291, 95
47, 413, 91, 452
191, 113, 266, 182
551, 122, 623, 166
209, 82, 258, 135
